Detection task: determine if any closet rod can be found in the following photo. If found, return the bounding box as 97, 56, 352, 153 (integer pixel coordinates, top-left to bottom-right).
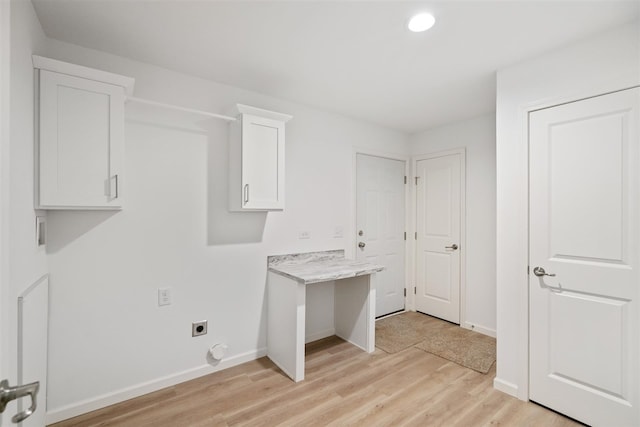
126, 96, 237, 122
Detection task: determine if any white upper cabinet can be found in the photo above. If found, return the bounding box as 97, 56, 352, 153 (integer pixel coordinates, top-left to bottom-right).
33, 56, 135, 209
229, 104, 292, 211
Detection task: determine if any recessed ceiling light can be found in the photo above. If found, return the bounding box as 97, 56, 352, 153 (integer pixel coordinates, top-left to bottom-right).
408, 13, 436, 32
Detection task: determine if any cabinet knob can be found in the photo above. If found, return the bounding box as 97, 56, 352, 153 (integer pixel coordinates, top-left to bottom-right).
358, 242, 366, 248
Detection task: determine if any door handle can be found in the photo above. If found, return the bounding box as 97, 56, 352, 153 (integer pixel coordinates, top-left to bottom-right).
243, 184, 250, 204
358, 242, 366, 248
0, 379, 39, 423
445, 244, 458, 250
533, 267, 555, 277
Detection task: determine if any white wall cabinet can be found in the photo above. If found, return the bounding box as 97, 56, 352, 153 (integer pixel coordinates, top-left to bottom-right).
33, 56, 134, 209
229, 104, 292, 211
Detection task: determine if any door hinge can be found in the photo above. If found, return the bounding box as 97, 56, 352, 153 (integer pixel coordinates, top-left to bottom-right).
527, 265, 530, 275
404, 175, 407, 184
404, 288, 406, 297
415, 176, 419, 185
414, 231, 417, 240
414, 286, 417, 294
404, 231, 407, 240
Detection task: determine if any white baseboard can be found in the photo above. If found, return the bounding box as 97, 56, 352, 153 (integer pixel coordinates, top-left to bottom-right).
305, 328, 335, 344
46, 347, 267, 425
462, 321, 496, 338
493, 377, 519, 397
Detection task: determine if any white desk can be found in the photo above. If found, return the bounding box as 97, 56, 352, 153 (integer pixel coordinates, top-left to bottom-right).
267, 250, 383, 382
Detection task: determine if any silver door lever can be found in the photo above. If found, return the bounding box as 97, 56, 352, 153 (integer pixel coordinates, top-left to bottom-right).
445, 244, 458, 250
0, 379, 39, 423
533, 267, 555, 277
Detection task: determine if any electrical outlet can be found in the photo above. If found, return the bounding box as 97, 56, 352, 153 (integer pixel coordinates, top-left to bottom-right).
158, 288, 171, 306
298, 230, 311, 239
192, 320, 208, 337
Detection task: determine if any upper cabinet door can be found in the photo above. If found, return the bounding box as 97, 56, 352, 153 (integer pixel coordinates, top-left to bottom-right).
241, 114, 285, 210
34, 55, 135, 210
229, 104, 292, 211
39, 70, 124, 209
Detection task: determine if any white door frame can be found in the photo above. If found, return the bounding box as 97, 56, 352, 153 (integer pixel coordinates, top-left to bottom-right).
503, 84, 640, 402
412, 148, 466, 327
352, 148, 409, 310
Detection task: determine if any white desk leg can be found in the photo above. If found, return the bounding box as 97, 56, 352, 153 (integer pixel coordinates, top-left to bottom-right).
267, 272, 306, 382
334, 273, 376, 353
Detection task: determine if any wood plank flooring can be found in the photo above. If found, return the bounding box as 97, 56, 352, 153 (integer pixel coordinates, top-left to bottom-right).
50, 334, 581, 427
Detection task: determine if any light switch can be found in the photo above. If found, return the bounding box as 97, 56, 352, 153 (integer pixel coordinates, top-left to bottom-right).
36, 216, 46, 247
333, 226, 344, 238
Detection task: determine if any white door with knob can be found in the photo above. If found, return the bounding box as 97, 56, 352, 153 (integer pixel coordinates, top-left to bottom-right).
1, 4, 44, 424
415, 151, 464, 324
1, 2, 10, 423
529, 87, 640, 426
356, 153, 406, 317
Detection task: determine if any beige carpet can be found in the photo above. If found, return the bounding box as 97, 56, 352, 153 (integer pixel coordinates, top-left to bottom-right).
375, 311, 449, 353
376, 312, 496, 374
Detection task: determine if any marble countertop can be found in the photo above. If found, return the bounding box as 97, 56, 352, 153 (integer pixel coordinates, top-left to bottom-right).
268, 250, 384, 284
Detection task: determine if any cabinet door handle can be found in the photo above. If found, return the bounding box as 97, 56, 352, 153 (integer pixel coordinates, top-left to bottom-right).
244, 184, 249, 204
114, 174, 119, 199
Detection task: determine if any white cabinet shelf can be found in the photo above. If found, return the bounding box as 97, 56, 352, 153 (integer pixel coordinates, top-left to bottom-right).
33, 56, 134, 210
229, 104, 292, 211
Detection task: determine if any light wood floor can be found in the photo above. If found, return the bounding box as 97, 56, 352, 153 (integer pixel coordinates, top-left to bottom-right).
51, 334, 582, 427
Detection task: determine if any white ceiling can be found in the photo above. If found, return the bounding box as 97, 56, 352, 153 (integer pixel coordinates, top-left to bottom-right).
32, 1, 639, 133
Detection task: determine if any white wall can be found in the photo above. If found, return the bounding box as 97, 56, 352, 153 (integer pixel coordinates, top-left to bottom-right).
40, 39, 408, 421
495, 21, 640, 399
409, 114, 496, 336
2, 1, 49, 423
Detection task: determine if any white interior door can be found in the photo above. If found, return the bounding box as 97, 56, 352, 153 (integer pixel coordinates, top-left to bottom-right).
1, 4, 43, 425
529, 87, 639, 427
415, 152, 463, 324
1, 1, 10, 424
356, 154, 406, 317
